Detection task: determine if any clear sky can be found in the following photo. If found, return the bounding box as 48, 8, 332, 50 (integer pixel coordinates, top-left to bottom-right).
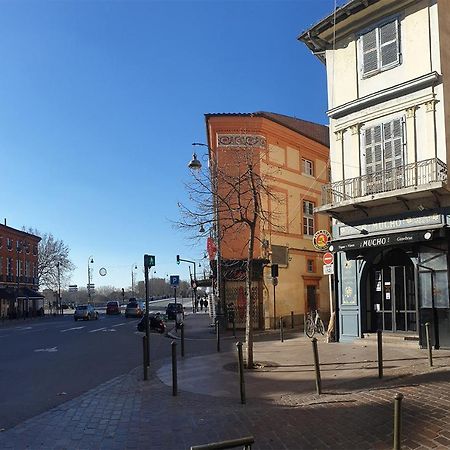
0, 0, 342, 290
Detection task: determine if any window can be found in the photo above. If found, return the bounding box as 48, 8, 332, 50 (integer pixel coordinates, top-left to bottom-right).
7, 258, 12, 276
360, 19, 400, 77
7, 238, 12, 251
303, 201, 315, 236
16, 240, 22, 252
271, 245, 289, 266
307, 259, 314, 273
302, 158, 314, 176
363, 117, 405, 193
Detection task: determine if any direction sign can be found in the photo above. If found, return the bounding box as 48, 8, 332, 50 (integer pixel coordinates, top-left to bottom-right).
170, 275, 180, 287
68, 285, 78, 292
323, 252, 334, 265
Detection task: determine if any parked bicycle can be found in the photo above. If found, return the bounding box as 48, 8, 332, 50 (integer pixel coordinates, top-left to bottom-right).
305, 309, 325, 338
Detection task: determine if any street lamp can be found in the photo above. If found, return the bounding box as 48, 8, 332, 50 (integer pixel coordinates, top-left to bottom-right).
87, 256, 94, 304
131, 264, 138, 297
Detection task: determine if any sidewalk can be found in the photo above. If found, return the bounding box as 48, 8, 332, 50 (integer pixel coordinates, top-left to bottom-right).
2, 313, 450, 449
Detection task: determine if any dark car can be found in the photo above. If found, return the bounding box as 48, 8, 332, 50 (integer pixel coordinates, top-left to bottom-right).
106, 301, 121, 315
166, 303, 184, 321
137, 313, 166, 334
125, 300, 144, 318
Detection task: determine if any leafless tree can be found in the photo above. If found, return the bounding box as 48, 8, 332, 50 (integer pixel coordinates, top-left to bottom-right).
178, 146, 281, 368
23, 228, 75, 291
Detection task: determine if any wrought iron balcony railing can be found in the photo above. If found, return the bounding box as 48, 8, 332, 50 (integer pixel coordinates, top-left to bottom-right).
322, 158, 447, 206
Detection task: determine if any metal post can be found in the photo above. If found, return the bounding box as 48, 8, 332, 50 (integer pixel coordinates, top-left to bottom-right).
174, 286, 177, 305
57, 262, 61, 315
291, 311, 294, 329
144, 263, 150, 366
425, 322, 433, 367
142, 336, 148, 381
236, 341, 246, 404
393, 393, 404, 450
377, 329, 383, 379
232, 316, 236, 338
311, 337, 322, 395
172, 341, 177, 396
181, 323, 185, 358
273, 284, 276, 329
216, 318, 221, 352
280, 317, 284, 343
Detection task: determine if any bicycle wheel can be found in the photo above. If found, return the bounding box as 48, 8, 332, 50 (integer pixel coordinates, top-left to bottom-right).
317, 318, 325, 335
305, 318, 315, 338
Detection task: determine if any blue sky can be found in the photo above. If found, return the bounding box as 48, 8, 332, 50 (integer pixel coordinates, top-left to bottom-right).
0, 0, 340, 290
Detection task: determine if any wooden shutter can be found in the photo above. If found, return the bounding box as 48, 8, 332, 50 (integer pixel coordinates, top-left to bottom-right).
364, 125, 382, 194
380, 20, 399, 68
361, 28, 378, 75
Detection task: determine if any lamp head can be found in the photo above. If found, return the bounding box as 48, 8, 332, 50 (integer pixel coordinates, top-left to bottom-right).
199, 224, 205, 233
188, 153, 202, 170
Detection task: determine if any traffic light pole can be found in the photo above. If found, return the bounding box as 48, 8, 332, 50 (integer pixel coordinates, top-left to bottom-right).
144, 263, 150, 366
176, 255, 197, 314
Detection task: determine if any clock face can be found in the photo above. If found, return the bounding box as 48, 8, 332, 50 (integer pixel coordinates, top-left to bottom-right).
99, 267, 107, 276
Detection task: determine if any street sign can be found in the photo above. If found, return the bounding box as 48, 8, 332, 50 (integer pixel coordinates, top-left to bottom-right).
170, 275, 180, 287
323, 264, 334, 275
323, 252, 334, 265
144, 254, 156, 268
313, 230, 332, 251
87, 284, 95, 289
68, 285, 78, 292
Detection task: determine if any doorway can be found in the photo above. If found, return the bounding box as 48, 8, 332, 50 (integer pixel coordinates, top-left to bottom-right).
372, 260, 417, 333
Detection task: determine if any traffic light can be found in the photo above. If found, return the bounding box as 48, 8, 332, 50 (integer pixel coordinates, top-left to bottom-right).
271, 264, 279, 278
176, 255, 180, 265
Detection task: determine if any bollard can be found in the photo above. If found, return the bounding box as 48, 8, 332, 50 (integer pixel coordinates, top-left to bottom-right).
280, 317, 284, 343
181, 323, 185, 358
393, 393, 404, 450
232, 316, 236, 338
236, 341, 246, 404
425, 322, 433, 367
291, 311, 294, 329
311, 337, 322, 395
216, 318, 221, 352
142, 336, 148, 381
377, 329, 383, 379
171, 341, 177, 396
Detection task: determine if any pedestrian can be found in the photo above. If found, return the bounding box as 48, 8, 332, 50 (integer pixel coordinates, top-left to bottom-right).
195, 299, 199, 312
200, 298, 204, 311
204, 298, 208, 310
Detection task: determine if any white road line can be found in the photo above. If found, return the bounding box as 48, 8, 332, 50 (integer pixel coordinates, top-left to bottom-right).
35, 347, 58, 352
89, 327, 107, 333
60, 326, 85, 333
113, 322, 127, 327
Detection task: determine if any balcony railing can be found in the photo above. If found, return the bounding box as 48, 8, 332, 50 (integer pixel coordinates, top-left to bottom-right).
322, 158, 447, 206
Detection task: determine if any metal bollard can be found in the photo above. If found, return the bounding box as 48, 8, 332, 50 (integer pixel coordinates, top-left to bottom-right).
142, 336, 148, 381
181, 323, 185, 358
171, 341, 177, 396
393, 393, 404, 450
425, 322, 433, 367
236, 341, 246, 404
311, 337, 322, 395
291, 311, 294, 329
377, 329, 383, 379
216, 318, 221, 352
280, 317, 284, 343
232, 316, 236, 338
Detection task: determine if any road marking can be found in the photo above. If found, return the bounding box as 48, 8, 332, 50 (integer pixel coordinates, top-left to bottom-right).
17, 326, 33, 331
35, 347, 58, 352
102, 329, 117, 332
89, 327, 106, 333
113, 322, 127, 327
60, 326, 85, 333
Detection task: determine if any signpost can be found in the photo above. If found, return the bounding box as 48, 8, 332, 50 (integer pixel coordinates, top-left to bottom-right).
170, 275, 180, 305
323, 252, 334, 265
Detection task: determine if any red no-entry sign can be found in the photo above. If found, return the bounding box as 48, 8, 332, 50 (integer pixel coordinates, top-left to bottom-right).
323, 252, 334, 265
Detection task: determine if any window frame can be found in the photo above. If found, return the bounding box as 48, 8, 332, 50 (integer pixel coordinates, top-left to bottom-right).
302, 158, 314, 177
359, 16, 401, 79
307, 259, 315, 273
302, 200, 315, 237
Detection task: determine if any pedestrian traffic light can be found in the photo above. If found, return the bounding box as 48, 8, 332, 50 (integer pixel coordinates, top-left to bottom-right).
271, 264, 279, 278
176, 255, 180, 264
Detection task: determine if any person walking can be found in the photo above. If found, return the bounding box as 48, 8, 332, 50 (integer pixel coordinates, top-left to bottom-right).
204, 298, 208, 311
200, 298, 204, 311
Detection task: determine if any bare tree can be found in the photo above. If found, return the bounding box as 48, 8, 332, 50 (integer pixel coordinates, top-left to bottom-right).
23, 228, 75, 291
178, 146, 280, 368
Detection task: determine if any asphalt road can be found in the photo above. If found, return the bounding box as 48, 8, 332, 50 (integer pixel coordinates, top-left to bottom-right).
0, 297, 198, 430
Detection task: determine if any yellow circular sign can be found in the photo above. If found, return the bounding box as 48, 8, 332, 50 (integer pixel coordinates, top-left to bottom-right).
313, 230, 332, 251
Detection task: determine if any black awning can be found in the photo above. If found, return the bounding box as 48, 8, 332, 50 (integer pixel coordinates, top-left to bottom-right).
17, 287, 44, 299
0, 287, 17, 301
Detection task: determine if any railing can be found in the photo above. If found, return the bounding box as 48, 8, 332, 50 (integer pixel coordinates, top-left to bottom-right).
322, 158, 447, 206
190, 436, 255, 450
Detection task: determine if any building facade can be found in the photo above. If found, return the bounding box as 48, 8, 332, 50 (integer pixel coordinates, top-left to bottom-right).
0, 224, 41, 318
205, 112, 330, 329
300, 0, 450, 347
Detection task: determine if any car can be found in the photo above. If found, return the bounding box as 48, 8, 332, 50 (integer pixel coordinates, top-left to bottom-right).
74, 304, 98, 321
125, 300, 145, 318
137, 313, 166, 334
106, 300, 121, 315
166, 302, 184, 321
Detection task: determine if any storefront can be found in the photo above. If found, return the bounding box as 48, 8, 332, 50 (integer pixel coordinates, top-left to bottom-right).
331, 211, 450, 348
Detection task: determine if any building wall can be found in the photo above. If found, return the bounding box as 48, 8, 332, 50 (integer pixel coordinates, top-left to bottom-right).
207, 115, 330, 329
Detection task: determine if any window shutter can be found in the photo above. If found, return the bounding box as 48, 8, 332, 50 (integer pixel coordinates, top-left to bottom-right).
361, 28, 378, 75
380, 20, 399, 67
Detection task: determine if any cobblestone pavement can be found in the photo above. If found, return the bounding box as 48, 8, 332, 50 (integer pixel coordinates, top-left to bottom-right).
2, 314, 450, 450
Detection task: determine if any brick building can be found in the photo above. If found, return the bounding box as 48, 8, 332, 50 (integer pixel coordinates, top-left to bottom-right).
0, 224, 42, 318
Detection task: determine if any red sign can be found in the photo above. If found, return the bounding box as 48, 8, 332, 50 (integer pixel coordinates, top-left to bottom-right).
207, 237, 217, 260
323, 252, 334, 265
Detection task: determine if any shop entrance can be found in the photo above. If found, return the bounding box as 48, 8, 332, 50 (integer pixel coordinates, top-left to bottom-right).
370, 250, 417, 333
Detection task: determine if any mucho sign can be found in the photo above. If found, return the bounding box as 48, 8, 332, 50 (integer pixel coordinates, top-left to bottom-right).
313, 230, 332, 251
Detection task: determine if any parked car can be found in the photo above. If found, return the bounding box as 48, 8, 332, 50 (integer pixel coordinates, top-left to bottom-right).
106, 300, 121, 315
137, 313, 166, 334
74, 304, 98, 321
166, 303, 184, 321
125, 300, 145, 318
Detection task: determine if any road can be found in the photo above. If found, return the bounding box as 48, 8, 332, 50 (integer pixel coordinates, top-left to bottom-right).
0, 297, 196, 430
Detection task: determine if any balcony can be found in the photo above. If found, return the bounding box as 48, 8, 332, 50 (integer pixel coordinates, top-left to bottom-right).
318, 158, 449, 217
